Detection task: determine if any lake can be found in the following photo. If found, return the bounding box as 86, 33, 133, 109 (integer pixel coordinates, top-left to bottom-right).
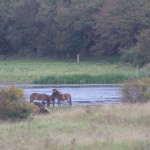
1, 84, 122, 105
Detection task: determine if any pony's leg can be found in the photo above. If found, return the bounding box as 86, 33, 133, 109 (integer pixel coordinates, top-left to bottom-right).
67, 100, 71, 106
69, 97, 72, 106
42, 100, 45, 105
30, 97, 34, 103
58, 100, 61, 106
69, 100, 72, 106
47, 99, 50, 107
53, 100, 55, 107
47, 101, 50, 107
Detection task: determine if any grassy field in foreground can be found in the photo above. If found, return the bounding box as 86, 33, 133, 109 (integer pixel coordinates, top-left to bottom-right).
0, 105, 150, 150
0, 57, 136, 84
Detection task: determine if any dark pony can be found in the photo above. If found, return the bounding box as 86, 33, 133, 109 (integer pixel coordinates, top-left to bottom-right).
30, 93, 50, 107
34, 102, 50, 113
52, 89, 72, 106
48, 95, 55, 106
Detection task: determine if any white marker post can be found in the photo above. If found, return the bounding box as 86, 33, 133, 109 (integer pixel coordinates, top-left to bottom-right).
77, 53, 80, 63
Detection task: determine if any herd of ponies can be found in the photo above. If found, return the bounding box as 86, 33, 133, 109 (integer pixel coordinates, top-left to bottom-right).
30, 89, 72, 113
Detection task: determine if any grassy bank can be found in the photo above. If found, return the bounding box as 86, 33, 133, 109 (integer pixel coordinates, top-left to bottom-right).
33, 74, 129, 84
0, 104, 150, 150
0, 57, 136, 84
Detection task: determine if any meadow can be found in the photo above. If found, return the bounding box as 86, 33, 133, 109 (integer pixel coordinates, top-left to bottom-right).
0, 104, 150, 150
0, 57, 136, 84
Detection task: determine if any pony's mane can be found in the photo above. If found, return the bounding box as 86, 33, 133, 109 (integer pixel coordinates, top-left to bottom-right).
52, 89, 62, 95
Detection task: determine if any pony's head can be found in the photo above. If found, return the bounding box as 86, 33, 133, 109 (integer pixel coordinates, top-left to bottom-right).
52, 89, 62, 96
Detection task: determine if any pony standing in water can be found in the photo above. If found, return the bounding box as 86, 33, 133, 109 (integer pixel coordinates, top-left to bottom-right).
52, 89, 72, 106
30, 93, 50, 107
48, 95, 55, 106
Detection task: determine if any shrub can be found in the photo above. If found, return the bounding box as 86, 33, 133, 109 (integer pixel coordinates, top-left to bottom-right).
0, 86, 25, 101
121, 78, 150, 103
0, 86, 39, 120
121, 48, 138, 66
139, 63, 150, 78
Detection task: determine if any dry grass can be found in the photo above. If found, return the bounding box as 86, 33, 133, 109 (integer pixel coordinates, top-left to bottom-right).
0, 104, 150, 150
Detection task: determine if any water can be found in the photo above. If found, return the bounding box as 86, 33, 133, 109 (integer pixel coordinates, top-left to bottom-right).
1, 84, 122, 106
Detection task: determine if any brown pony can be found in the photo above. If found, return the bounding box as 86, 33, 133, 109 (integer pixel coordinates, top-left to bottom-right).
34, 102, 50, 113
48, 95, 55, 106
30, 93, 50, 107
52, 89, 72, 106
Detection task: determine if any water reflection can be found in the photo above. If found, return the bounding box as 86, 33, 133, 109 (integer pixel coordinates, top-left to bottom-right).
0, 84, 122, 105
24, 84, 121, 105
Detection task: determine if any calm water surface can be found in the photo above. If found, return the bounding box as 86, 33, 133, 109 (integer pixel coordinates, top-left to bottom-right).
1, 84, 122, 105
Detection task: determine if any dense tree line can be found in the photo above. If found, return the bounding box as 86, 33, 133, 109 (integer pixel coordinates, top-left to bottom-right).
0, 0, 150, 64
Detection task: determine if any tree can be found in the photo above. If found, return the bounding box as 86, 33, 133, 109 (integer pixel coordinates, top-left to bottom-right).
122, 29, 150, 66
0, 0, 20, 55
7, 0, 41, 56
91, 0, 150, 56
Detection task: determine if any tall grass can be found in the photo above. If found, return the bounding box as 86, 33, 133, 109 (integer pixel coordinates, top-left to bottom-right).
33, 74, 130, 84
0, 105, 150, 150
139, 63, 150, 78
0, 58, 136, 84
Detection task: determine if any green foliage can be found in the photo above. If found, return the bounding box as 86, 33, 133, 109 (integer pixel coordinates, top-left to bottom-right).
0, 58, 136, 84
0, 0, 149, 65
0, 86, 25, 101
121, 47, 139, 66
139, 63, 150, 78
92, 0, 150, 57
0, 0, 20, 55
0, 86, 39, 120
121, 78, 150, 103
65, 31, 84, 57
121, 29, 150, 66
33, 74, 129, 84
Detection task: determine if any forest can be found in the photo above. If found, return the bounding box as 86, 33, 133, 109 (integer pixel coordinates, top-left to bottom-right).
0, 0, 150, 65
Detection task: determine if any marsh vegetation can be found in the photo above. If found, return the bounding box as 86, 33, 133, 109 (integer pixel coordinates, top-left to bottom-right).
0, 105, 150, 150
0, 58, 136, 84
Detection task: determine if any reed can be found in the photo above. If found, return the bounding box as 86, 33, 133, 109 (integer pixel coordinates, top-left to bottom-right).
33, 74, 130, 84
0, 58, 136, 84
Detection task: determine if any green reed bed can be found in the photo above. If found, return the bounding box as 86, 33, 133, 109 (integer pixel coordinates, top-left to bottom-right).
0, 58, 136, 84
33, 74, 130, 84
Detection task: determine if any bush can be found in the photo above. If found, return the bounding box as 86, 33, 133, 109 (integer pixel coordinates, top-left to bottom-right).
139, 63, 150, 78
0, 86, 39, 120
121, 78, 150, 103
121, 48, 138, 66
0, 86, 25, 101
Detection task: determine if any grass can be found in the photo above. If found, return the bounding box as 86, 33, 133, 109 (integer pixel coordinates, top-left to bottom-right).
0, 57, 137, 84
0, 104, 150, 150
33, 74, 129, 84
